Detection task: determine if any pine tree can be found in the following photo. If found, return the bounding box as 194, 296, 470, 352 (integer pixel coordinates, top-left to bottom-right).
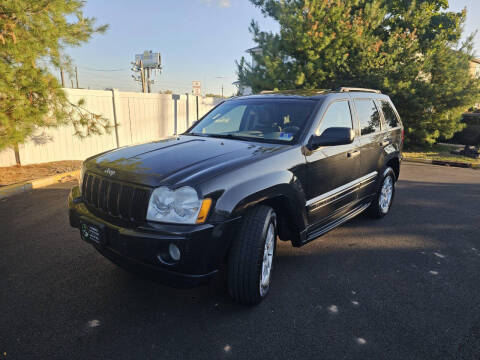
0, 0, 109, 151
238, 0, 480, 145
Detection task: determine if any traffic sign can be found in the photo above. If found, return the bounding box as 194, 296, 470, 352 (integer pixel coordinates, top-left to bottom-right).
192, 81, 201, 96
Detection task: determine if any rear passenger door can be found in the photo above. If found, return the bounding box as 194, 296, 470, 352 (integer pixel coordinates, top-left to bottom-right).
305, 100, 361, 226
377, 99, 403, 153
352, 98, 384, 200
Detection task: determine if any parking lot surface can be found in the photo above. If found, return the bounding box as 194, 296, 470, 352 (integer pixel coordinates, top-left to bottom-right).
1, 162, 479, 359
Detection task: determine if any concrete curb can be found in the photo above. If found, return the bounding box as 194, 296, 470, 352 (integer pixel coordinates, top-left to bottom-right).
0, 170, 80, 199
403, 157, 479, 169
1, 158, 477, 200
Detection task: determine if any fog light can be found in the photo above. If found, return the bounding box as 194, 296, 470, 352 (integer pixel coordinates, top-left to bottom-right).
168, 243, 181, 261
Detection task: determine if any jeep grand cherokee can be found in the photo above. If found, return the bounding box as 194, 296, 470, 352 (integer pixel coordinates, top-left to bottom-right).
68, 87, 403, 305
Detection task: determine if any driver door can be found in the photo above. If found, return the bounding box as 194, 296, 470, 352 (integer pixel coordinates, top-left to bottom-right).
305, 99, 361, 227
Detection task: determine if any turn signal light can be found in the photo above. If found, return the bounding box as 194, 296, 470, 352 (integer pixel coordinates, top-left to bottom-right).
196, 198, 212, 224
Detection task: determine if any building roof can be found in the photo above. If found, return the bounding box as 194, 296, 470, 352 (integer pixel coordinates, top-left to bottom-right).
245, 46, 262, 54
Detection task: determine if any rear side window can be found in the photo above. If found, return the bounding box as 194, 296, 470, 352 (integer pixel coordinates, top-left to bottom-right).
354, 99, 381, 135
379, 100, 400, 129
316, 101, 352, 136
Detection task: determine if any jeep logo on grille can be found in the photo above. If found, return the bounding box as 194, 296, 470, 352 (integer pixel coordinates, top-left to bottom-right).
104, 168, 116, 176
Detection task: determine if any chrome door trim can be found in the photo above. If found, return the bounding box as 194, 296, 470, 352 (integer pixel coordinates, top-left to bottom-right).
306, 171, 378, 212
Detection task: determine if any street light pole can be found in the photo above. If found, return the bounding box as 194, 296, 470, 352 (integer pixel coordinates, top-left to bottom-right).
216, 76, 225, 98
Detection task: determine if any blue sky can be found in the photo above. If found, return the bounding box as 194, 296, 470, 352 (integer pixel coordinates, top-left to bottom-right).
67, 0, 479, 96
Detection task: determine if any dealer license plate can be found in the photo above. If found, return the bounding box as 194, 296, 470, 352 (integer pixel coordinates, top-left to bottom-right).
80, 221, 104, 245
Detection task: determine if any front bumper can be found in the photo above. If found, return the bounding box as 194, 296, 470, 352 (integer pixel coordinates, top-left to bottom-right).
68, 186, 238, 286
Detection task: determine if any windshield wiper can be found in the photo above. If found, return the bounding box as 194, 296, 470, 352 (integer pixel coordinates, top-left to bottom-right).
185, 133, 248, 140
187, 132, 288, 144
211, 134, 290, 144
186, 132, 210, 137
205, 133, 255, 141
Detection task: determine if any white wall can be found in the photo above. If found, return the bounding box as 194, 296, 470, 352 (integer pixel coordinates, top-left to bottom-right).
0, 89, 222, 166
19, 89, 118, 165
0, 148, 16, 167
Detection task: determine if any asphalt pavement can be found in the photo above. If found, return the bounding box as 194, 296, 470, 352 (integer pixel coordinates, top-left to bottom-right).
1, 162, 479, 360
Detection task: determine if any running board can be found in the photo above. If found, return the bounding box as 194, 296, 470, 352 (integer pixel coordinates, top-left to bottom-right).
303, 202, 371, 244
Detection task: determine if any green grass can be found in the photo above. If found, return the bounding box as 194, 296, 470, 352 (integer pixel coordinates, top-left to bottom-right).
403, 144, 480, 165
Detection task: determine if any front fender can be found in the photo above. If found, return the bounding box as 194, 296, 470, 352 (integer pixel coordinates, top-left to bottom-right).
212, 170, 308, 233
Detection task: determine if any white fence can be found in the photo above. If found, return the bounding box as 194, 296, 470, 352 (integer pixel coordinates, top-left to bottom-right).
0, 89, 222, 166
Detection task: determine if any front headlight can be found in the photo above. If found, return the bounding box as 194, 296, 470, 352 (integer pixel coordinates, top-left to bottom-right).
146, 186, 212, 224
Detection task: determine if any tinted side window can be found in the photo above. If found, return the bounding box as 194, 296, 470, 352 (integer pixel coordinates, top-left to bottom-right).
316, 101, 352, 136
354, 99, 381, 135
380, 100, 400, 129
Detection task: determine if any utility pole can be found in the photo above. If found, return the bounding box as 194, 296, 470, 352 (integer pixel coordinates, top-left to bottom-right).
132, 51, 161, 93
216, 76, 225, 98
75, 66, 79, 88
140, 60, 146, 93
60, 68, 65, 87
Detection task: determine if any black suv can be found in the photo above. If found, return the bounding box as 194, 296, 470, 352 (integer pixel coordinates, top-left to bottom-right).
68, 87, 403, 304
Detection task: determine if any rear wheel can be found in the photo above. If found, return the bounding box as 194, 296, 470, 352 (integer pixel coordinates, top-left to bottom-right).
227, 205, 277, 305
367, 167, 396, 218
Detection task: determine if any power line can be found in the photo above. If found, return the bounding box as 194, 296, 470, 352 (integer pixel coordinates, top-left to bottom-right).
78, 66, 129, 72
73, 65, 232, 94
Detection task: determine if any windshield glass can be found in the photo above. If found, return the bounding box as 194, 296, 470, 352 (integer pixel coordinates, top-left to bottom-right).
187, 99, 318, 143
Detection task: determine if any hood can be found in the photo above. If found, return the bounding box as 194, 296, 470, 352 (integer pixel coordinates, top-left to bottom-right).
86, 135, 289, 187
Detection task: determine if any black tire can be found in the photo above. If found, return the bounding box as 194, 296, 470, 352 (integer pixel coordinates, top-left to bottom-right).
367, 167, 396, 219
228, 205, 277, 305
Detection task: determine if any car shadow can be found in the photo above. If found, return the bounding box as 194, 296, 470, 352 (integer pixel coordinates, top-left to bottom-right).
79, 179, 480, 310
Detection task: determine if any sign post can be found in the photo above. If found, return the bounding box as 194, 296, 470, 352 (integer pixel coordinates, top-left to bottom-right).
172, 94, 180, 135
192, 81, 201, 96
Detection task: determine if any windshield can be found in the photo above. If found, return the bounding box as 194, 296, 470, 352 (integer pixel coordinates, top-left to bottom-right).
187, 99, 318, 143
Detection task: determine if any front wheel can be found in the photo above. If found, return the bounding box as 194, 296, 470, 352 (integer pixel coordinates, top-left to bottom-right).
367, 167, 396, 218
227, 205, 277, 305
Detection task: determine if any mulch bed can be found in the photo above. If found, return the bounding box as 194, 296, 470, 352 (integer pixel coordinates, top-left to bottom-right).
0, 160, 82, 186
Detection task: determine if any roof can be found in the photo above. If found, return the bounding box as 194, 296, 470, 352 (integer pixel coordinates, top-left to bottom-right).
233, 87, 383, 100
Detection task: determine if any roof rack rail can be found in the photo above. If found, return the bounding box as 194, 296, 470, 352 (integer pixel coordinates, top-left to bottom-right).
336, 87, 381, 94
259, 89, 327, 94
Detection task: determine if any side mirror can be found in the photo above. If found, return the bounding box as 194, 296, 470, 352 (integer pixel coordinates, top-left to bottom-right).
307, 127, 355, 150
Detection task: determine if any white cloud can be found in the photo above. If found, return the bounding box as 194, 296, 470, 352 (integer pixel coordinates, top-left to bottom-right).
218, 0, 231, 7
200, 0, 231, 8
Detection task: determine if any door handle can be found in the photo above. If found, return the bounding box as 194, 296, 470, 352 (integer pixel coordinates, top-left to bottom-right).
347, 150, 360, 158
381, 140, 390, 147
